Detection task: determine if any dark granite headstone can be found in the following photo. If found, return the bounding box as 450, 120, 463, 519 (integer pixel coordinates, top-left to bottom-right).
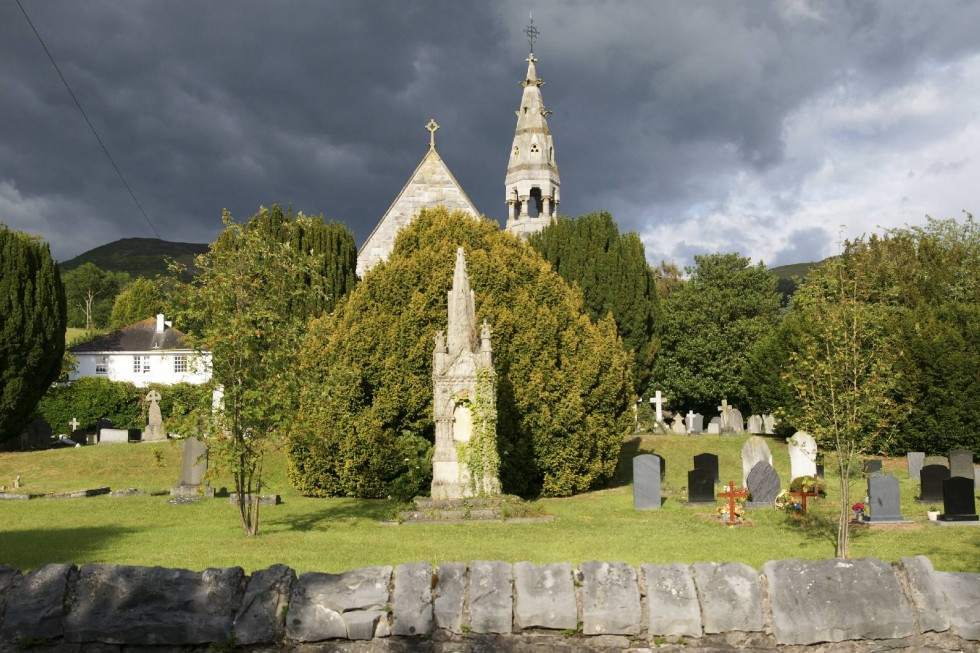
939, 476, 979, 522
863, 459, 882, 475
907, 452, 925, 480
745, 461, 780, 509
815, 463, 824, 480
918, 464, 950, 503
693, 453, 719, 483
949, 449, 975, 479
95, 418, 113, 436
632, 455, 661, 510
25, 419, 52, 450
867, 474, 908, 523
687, 468, 716, 504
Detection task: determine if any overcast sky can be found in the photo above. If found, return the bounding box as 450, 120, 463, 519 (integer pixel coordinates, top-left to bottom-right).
2, 1, 978, 270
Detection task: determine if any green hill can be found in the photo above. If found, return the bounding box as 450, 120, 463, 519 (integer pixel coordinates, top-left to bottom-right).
58, 238, 208, 278
768, 261, 818, 280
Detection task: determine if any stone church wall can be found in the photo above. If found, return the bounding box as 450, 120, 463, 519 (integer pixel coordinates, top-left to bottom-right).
0, 556, 977, 651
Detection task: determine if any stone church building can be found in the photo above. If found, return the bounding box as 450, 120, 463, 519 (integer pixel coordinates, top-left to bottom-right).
356, 48, 562, 278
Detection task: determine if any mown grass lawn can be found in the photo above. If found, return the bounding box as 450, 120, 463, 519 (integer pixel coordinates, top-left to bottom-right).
1, 434, 977, 574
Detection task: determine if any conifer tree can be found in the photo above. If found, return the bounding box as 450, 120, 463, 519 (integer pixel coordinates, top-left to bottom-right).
0, 225, 67, 441
529, 212, 659, 389
290, 208, 634, 500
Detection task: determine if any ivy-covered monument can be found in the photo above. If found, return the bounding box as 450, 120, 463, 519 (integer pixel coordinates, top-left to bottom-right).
431, 248, 500, 499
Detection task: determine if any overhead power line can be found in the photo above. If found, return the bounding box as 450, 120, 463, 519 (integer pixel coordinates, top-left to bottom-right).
16, 0, 162, 239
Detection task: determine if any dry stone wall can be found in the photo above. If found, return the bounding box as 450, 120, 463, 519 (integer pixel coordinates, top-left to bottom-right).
0, 556, 977, 651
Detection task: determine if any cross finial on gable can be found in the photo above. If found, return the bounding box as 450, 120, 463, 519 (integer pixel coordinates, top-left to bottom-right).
425, 119, 440, 151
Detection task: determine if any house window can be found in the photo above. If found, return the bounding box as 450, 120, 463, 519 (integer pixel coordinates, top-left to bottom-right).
95, 357, 108, 375
133, 355, 150, 374
174, 355, 188, 373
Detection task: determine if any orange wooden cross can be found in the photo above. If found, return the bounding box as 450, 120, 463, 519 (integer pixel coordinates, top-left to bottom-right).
791, 486, 819, 515
717, 481, 749, 524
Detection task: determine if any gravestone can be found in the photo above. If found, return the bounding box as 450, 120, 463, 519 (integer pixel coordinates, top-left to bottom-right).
746, 415, 763, 434
863, 459, 883, 475
686, 412, 703, 435
923, 455, 949, 469
867, 474, 909, 523
142, 390, 166, 442
633, 455, 661, 510
687, 468, 716, 504
727, 408, 744, 434
741, 436, 773, 487
707, 417, 720, 435
787, 431, 817, 481
98, 428, 131, 444
171, 437, 214, 498
762, 414, 777, 435
693, 453, 719, 483
975, 465, 980, 492
671, 414, 686, 434
949, 450, 975, 479
745, 461, 780, 509
95, 418, 113, 437
907, 452, 925, 480
939, 476, 979, 522
25, 419, 52, 450
651, 391, 665, 424
918, 464, 950, 503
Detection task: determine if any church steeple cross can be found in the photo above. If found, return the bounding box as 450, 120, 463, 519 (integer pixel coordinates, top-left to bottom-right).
426, 118, 440, 151
524, 14, 540, 54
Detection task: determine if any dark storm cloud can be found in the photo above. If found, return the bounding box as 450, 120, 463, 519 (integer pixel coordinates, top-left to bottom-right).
2, 1, 979, 266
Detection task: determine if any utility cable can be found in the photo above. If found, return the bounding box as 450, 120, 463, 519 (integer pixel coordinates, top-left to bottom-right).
16, 0, 162, 239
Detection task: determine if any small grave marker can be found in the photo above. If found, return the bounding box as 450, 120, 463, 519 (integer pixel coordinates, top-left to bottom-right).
907, 452, 925, 480
717, 481, 748, 524
687, 468, 716, 504
949, 449, 975, 480
939, 477, 979, 522
790, 486, 819, 516
632, 454, 661, 510
918, 464, 950, 504
69, 418, 80, 432
693, 453, 720, 483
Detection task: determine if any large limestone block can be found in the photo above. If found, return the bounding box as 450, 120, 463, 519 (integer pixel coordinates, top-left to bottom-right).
64, 564, 244, 646
763, 558, 915, 645
513, 562, 577, 631
579, 561, 641, 635
693, 562, 762, 634
434, 562, 466, 633
642, 563, 701, 637
285, 566, 392, 642
469, 561, 513, 634
0, 565, 20, 619
393, 562, 434, 636
233, 564, 297, 645
0, 563, 72, 643
901, 556, 950, 633
937, 571, 980, 640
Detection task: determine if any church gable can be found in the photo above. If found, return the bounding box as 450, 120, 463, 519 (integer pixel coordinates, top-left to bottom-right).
356, 121, 479, 277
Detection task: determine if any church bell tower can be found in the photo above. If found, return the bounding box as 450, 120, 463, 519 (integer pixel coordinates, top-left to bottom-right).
505, 18, 560, 237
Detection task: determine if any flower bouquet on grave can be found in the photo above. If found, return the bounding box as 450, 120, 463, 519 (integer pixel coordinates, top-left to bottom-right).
716, 486, 748, 521
776, 491, 803, 514
852, 502, 865, 521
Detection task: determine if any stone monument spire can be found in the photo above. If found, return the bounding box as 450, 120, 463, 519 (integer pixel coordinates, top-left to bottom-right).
446, 247, 478, 355
505, 18, 561, 237
432, 247, 498, 500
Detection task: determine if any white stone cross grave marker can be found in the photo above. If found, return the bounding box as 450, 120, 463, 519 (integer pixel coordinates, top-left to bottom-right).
69, 418, 80, 432
651, 391, 665, 423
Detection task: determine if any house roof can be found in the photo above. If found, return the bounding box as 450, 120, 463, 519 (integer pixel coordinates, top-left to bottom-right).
70, 317, 194, 353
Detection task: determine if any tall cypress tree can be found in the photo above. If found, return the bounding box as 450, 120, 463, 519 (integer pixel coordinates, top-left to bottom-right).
0, 225, 67, 441
529, 212, 659, 389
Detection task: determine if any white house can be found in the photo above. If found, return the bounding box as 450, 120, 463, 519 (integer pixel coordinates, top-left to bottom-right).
70, 314, 210, 387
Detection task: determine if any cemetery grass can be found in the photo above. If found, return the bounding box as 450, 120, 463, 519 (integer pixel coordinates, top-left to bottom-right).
1, 435, 977, 574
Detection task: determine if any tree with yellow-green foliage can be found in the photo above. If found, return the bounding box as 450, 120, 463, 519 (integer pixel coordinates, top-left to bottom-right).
288, 207, 634, 500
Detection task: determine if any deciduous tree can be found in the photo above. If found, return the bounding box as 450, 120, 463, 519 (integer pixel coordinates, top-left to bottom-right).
174, 208, 333, 536
110, 277, 165, 328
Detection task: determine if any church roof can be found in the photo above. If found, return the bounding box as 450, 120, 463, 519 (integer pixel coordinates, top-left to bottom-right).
356, 123, 480, 277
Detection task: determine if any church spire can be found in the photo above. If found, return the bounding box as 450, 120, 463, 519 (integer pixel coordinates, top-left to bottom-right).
505, 17, 561, 237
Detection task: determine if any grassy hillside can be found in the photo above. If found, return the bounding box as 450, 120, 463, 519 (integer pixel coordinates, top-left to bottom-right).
768, 261, 817, 280
0, 434, 974, 574
59, 238, 208, 278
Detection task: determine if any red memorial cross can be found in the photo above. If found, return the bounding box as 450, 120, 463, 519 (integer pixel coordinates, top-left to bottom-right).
717, 481, 749, 524
791, 486, 819, 515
